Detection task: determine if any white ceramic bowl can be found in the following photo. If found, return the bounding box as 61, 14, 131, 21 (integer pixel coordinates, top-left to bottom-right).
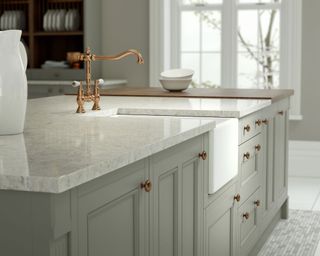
161, 69, 194, 80
159, 79, 192, 92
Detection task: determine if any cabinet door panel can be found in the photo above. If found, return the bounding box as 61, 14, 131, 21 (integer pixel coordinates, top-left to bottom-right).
77, 161, 148, 256
151, 136, 203, 256
266, 117, 276, 212
87, 191, 138, 256
205, 183, 236, 256
274, 111, 287, 200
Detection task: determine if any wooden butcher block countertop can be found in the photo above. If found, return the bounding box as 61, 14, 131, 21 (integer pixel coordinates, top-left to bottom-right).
101, 87, 294, 102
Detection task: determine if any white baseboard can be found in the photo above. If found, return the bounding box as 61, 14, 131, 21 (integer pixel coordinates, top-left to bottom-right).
289, 140, 320, 177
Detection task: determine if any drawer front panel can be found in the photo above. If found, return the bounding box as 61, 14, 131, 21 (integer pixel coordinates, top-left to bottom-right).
239, 112, 263, 144
238, 188, 262, 256
239, 134, 263, 203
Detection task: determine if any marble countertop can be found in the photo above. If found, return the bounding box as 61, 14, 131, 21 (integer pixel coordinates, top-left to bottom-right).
0, 95, 271, 193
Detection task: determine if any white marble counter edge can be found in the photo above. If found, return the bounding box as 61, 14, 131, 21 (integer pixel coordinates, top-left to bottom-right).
115, 100, 271, 118
0, 120, 215, 194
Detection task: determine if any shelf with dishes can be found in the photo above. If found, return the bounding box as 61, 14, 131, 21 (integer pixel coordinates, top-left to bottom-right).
0, 4, 28, 31
33, 31, 83, 36
0, 0, 84, 69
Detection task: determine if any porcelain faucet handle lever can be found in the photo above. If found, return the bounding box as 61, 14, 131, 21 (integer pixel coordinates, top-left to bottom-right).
72, 81, 81, 87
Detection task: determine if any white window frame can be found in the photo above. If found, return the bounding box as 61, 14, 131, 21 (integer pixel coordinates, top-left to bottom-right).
149, 0, 302, 119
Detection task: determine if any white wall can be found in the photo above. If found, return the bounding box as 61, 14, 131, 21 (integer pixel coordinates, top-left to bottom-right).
101, 0, 149, 87
289, 0, 320, 141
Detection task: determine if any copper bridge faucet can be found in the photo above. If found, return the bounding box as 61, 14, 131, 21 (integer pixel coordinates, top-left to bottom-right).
72, 47, 144, 113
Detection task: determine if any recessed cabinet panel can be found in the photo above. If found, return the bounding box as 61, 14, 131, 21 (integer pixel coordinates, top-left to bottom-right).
182, 161, 197, 256
205, 183, 236, 256
87, 191, 137, 256
158, 169, 178, 256
209, 210, 231, 256
274, 110, 287, 200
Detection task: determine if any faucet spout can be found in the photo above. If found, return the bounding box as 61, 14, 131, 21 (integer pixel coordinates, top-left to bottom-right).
93, 49, 144, 64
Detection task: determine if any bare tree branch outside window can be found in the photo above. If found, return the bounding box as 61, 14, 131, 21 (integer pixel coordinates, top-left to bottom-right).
187, 0, 280, 89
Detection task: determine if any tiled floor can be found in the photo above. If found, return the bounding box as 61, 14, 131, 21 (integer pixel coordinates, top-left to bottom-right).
288, 177, 320, 256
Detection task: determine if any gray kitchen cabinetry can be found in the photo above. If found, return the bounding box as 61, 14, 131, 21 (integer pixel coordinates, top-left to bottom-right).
0, 99, 290, 256
73, 135, 206, 256
259, 98, 290, 232
150, 135, 205, 256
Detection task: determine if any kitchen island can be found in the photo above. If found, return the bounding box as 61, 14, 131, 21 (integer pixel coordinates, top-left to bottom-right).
0, 91, 292, 256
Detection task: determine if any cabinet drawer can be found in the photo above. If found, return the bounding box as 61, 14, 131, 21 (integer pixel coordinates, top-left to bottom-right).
239, 112, 263, 144
238, 188, 262, 256
239, 134, 263, 204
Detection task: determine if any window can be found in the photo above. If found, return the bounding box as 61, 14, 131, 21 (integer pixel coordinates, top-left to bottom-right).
150, 0, 302, 118
237, 1, 281, 89
180, 2, 222, 88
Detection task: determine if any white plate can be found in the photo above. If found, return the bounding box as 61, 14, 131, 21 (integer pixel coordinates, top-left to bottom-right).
159, 79, 192, 92
56, 9, 66, 31
161, 69, 194, 79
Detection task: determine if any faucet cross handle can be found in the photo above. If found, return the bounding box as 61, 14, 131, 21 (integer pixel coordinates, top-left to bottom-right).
92, 79, 104, 111
73, 81, 85, 113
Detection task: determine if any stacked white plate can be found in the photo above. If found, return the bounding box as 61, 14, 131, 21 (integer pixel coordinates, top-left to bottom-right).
159, 69, 194, 92
0, 11, 26, 30
43, 9, 80, 32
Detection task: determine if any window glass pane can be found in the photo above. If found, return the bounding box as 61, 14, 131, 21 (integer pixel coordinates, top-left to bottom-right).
238, 0, 281, 4
182, 0, 222, 5
238, 53, 259, 88
181, 11, 200, 51
201, 53, 221, 88
237, 9, 280, 89
181, 53, 200, 84
201, 11, 221, 51
238, 11, 258, 52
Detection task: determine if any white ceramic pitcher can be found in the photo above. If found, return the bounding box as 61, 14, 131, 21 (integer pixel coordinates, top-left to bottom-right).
0, 30, 27, 135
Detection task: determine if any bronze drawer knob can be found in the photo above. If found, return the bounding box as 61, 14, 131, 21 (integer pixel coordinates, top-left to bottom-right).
199, 151, 207, 160
262, 119, 269, 125
234, 194, 241, 202
278, 111, 284, 116
141, 179, 152, 192
243, 212, 250, 220
254, 200, 261, 207
244, 125, 251, 132
255, 120, 262, 126
243, 152, 250, 160
255, 144, 261, 152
